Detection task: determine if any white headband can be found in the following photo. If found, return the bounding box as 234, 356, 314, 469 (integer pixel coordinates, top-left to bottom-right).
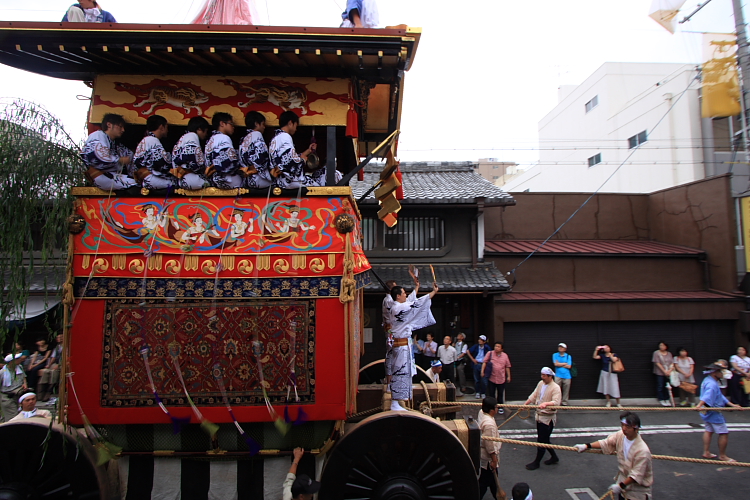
18, 393, 36, 403
541, 367, 554, 376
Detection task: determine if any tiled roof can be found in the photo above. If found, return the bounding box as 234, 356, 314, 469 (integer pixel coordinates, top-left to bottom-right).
365, 263, 511, 293
485, 240, 705, 256
3, 266, 65, 293
350, 162, 515, 205
499, 291, 743, 302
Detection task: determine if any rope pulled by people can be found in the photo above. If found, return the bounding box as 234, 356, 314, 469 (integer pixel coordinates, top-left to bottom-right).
431, 401, 749, 411
480, 436, 750, 468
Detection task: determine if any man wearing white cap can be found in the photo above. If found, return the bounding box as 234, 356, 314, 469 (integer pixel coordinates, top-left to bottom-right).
553, 343, 572, 405
8, 393, 52, 422
0, 353, 27, 422
522, 367, 562, 470
425, 360, 442, 383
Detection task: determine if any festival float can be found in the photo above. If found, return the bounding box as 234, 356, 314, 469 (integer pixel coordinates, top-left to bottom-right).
0, 5, 480, 499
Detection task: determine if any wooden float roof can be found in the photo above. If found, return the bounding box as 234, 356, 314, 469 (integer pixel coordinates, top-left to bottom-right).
0, 22, 421, 82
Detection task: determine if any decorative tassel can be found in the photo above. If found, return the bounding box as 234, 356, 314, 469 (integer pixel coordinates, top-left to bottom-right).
172, 356, 218, 439
215, 366, 262, 456
346, 108, 359, 138
395, 168, 404, 200
142, 348, 190, 434
67, 373, 122, 465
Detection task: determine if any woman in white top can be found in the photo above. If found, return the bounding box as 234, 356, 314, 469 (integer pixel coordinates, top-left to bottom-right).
673, 347, 696, 406
729, 346, 750, 407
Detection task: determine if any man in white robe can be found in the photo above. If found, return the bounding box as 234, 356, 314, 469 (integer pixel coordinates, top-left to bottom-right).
133, 115, 172, 190
239, 110, 273, 189
171, 116, 211, 190
387, 282, 438, 411
269, 111, 327, 189
205, 112, 243, 189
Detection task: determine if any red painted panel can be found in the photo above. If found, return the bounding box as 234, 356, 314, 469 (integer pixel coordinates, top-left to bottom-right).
67, 297, 348, 425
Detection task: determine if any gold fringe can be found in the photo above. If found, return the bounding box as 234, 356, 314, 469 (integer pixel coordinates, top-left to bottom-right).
292, 254, 307, 270
82, 254, 90, 269
328, 253, 336, 269
184, 255, 199, 271
220, 255, 235, 271
148, 254, 163, 271
257, 255, 270, 271
111, 254, 126, 270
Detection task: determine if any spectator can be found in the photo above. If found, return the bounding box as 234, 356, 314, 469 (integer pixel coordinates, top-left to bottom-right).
411, 333, 425, 369
467, 335, 491, 399
425, 360, 442, 383
477, 397, 500, 500
25, 338, 51, 398
0, 353, 27, 422
652, 341, 674, 407
481, 342, 511, 414
8, 392, 52, 422
522, 367, 562, 470
454, 332, 469, 394
673, 347, 696, 406
574, 411, 653, 500
283, 447, 320, 500
696, 363, 740, 461
62, 2, 116, 23
729, 346, 750, 407
37, 333, 63, 402
511, 483, 532, 500
14, 343, 30, 367
422, 333, 438, 369
437, 335, 457, 384
552, 342, 572, 406
593, 344, 621, 407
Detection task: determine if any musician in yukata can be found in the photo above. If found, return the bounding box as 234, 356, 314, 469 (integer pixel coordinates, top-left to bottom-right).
239, 110, 273, 189
171, 116, 211, 190
81, 113, 136, 191
205, 112, 243, 189
132, 115, 173, 190
269, 110, 326, 189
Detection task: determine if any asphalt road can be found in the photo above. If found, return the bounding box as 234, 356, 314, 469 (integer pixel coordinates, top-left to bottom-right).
460, 402, 750, 500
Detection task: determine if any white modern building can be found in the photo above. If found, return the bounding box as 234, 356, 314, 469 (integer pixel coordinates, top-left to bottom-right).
503, 62, 733, 193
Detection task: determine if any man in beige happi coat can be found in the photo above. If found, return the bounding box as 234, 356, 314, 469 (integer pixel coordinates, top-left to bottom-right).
575, 411, 653, 500
523, 366, 562, 470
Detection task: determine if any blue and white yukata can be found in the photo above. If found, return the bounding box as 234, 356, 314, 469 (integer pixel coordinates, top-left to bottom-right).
340, 0, 379, 28
81, 130, 136, 191
205, 131, 243, 189
133, 132, 173, 190
171, 132, 210, 190
268, 129, 327, 189
239, 130, 273, 189
387, 291, 436, 401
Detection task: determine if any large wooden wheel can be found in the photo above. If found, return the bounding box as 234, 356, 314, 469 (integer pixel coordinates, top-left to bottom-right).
319, 412, 478, 500
0, 419, 106, 500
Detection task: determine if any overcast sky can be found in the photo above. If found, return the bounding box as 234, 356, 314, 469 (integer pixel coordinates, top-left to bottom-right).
0, 0, 740, 166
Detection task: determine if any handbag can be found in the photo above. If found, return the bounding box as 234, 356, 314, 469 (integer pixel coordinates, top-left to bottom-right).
669, 370, 681, 387
570, 361, 578, 378
611, 356, 625, 373
483, 350, 493, 379
679, 381, 698, 394
742, 378, 750, 395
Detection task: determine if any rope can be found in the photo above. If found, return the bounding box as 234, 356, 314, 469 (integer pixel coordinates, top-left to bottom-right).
599, 491, 615, 500
420, 381, 433, 410
431, 402, 749, 411
496, 407, 532, 429
480, 436, 750, 468
346, 406, 382, 422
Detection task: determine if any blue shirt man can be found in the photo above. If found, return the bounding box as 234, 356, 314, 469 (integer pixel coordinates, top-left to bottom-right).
553, 342, 573, 405
697, 362, 740, 462
467, 336, 492, 399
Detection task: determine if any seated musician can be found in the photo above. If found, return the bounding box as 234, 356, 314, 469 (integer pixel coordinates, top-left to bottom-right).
81, 113, 136, 191
171, 116, 211, 190
268, 111, 325, 189
132, 115, 172, 190
205, 112, 243, 189
239, 111, 273, 189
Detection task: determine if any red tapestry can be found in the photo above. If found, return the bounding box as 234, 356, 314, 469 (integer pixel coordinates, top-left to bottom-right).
102, 300, 315, 407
